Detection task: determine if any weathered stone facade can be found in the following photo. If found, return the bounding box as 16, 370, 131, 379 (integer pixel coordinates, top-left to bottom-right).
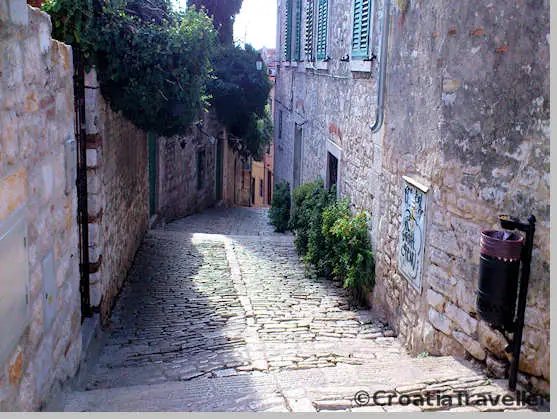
219, 135, 253, 208
84, 70, 150, 323
0, 2, 82, 410
154, 113, 219, 222
275, 0, 549, 394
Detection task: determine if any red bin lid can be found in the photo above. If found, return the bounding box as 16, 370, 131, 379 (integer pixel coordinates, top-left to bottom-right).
480, 230, 524, 261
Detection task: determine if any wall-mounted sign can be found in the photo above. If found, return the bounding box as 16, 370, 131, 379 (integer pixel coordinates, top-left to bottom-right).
397, 176, 428, 293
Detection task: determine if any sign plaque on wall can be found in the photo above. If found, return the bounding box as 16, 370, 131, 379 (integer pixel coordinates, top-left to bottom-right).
397, 176, 428, 293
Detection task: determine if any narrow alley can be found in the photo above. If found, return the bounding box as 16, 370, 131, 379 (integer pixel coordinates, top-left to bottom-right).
57, 208, 538, 412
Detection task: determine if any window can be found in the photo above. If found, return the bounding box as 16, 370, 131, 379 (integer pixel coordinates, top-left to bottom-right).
260, 179, 264, 197
196, 149, 205, 190
352, 0, 373, 59
327, 152, 338, 191
316, 0, 329, 61
294, 0, 303, 61
278, 110, 283, 139
326, 140, 342, 193
304, 0, 315, 61
284, 0, 293, 61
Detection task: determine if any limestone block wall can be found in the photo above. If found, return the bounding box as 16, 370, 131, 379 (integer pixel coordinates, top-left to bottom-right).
372, 0, 550, 394
274, 0, 549, 394
0, 2, 82, 410
84, 70, 149, 323
155, 113, 219, 222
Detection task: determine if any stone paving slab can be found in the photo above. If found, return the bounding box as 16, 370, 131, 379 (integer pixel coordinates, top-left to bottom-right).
60, 208, 547, 412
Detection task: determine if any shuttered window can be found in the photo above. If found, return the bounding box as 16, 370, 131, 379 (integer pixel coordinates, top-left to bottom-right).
284, 0, 293, 61
316, 0, 328, 60
304, 0, 315, 61
294, 0, 303, 61
352, 0, 372, 59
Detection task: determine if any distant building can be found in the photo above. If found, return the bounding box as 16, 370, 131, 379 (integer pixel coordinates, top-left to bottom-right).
249, 47, 277, 207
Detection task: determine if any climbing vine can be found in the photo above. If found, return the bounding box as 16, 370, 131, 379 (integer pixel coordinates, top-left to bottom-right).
43, 0, 217, 137
43, 0, 272, 153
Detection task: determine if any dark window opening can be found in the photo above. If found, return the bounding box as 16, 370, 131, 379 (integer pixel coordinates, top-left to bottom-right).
260, 179, 264, 197
278, 110, 283, 139
327, 152, 338, 191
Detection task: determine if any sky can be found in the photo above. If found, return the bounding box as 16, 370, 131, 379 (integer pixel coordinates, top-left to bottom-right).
173, 0, 277, 50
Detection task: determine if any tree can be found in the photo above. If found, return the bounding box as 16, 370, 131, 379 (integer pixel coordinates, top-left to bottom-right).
188, 0, 243, 44
207, 44, 273, 157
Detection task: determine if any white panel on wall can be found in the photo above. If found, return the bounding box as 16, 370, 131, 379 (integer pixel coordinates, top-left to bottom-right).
0, 208, 30, 366
397, 176, 428, 293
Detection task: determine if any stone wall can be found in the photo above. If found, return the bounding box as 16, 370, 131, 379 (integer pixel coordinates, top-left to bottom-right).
0, 2, 82, 410
274, 0, 549, 394
155, 113, 219, 222
84, 70, 150, 322
220, 136, 252, 208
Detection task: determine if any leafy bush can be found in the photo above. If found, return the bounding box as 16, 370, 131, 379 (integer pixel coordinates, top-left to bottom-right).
269, 182, 291, 233
289, 181, 318, 255
323, 199, 375, 297
43, 0, 217, 137
289, 180, 375, 298
94, 5, 216, 136
289, 180, 335, 264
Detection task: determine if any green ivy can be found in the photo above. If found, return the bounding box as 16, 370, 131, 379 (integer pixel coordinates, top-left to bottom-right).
94, 5, 216, 136
43, 0, 217, 137
269, 182, 291, 233
42, 0, 94, 49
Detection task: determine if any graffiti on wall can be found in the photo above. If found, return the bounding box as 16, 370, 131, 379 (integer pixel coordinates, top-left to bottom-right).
397, 177, 428, 292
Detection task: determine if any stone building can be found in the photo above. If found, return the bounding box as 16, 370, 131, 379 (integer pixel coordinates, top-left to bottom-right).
274, 0, 549, 393
1, 2, 82, 410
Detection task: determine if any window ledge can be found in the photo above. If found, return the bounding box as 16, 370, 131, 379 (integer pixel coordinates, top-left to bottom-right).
314, 61, 329, 70
350, 59, 372, 73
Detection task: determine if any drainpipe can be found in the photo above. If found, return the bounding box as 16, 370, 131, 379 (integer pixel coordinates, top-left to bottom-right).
370, 0, 391, 133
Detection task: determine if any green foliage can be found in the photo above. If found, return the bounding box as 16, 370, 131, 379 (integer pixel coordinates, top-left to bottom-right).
207, 44, 273, 157
94, 5, 216, 136
189, 0, 243, 44
288, 180, 335, 270
43, 0, 217, 137
42, 0, 94, 48
322, 199, 375, 297
245, 105, 274, 161
289, 180, 375, 298
269, 182, 291, 233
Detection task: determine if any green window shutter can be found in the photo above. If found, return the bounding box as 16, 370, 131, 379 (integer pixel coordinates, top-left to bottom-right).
285, 0, 293, 61
294, 0, 302, 61
352, 0, 372, 59
304, 0, 314, 61
316, 0, 328, 60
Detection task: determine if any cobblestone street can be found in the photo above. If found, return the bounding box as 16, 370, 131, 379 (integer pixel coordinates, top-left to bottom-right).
60, 208, 542, 412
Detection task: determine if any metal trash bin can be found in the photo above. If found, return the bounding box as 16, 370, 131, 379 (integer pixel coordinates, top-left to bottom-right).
477, 230, 524, 331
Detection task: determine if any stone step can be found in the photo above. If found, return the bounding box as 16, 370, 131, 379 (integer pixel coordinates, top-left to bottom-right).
60, 354, 493, 412
60, 374, 287, 412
